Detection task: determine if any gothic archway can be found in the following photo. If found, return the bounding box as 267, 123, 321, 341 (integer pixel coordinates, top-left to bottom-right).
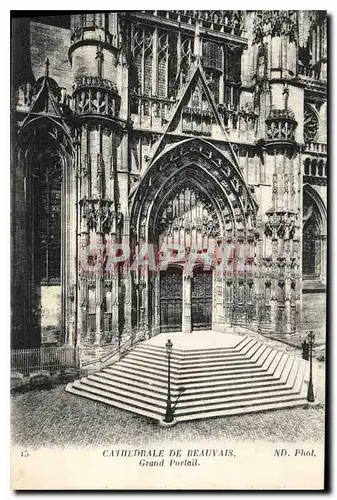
302, 185, 327, 282
129, 138, 259, 335
12, 116, 74, 348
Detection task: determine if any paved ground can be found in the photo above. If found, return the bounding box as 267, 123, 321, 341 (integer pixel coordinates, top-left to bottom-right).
11, 385, 325, 450
146, 330, 240, 349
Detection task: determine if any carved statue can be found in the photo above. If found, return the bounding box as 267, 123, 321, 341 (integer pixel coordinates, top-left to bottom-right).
82, 200, 97, 231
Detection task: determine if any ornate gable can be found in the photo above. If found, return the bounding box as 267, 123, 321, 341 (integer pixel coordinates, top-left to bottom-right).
147, 61, 231, 165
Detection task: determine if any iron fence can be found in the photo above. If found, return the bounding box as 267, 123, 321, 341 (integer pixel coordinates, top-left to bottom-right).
11, 328, 148, 376
11, 346, 80, 376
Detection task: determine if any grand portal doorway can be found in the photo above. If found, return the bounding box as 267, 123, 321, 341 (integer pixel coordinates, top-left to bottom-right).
130, 138, 258, 336
160, 267, 183, 333
159, 266, 213, 333
191, 268, 212, 330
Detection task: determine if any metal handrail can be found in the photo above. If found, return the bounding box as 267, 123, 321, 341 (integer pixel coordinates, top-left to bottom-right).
80, 328, 148, 370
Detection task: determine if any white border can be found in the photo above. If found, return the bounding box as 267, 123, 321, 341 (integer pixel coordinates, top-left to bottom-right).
2, 4, 334, 498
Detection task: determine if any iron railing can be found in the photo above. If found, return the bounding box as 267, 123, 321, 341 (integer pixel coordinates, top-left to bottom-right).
81, 328, 148, 371
11, 346, 80, 376
11, 329, 148, 376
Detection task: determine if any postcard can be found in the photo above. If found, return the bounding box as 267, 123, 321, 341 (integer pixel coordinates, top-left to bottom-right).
11, 10, 327, 490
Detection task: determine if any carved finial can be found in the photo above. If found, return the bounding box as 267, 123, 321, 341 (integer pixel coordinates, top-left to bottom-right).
193, 19, 202, 60
96, 36, 104, 79
96, 35, 102, 54
45, 58, 50, 77
283, 83, 289, 111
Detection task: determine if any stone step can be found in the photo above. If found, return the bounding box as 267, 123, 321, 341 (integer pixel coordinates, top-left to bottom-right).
175, 388, 307, 418
91, 366, 290, 396
130, 346, 254, 367
136, 337, 253, 360
179, 353, 293, 388
139, 336, 248, 356
106, 352, 282, 387
88, 373, 286, 398
99, 363, 281, 392
177, 398, 307, 422
70, 379, 165, 413
97, 352, 288, 387
178, 370, 308, 416
177, 348, 278, 379
86, 363, 301, 405
177, 345, 271, 373
67, 380, 307, 422
71, 360, 305, 415
123, 348, 265, 374
66, 333, 309, 423
65, 383, 162, 420
67, 368, 307, 422
74, 377, 300, 413
117, 346, 275, 378
129, 341, 262, 369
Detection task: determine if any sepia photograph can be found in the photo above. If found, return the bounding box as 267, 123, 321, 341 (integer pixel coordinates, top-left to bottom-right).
10, 9, 327, 490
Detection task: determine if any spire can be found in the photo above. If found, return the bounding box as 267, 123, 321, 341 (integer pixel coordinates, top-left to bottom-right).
20, 59, 63, 127
45, 58, 50, 78
96, 36, 104, 79
193, 19, 202, 61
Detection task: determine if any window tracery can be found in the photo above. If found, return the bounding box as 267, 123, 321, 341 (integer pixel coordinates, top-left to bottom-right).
34, 152, 62, 284
302, 189, 324, 278
132, 26, 154, 97
304, 104, 319, 143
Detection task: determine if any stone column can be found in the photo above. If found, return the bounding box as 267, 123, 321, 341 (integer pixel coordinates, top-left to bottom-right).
284, 281, 291, 334
94, 232, 104, 345
182, 275, 192, 333
321, 234, 327, 284
213, 272, 225, 331
153, 274, 160, 336
111, 271, 119, 336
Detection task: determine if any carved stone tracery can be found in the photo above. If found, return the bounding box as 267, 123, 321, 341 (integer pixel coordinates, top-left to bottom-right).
252, 11, 298, 45
81, 198, 119, 234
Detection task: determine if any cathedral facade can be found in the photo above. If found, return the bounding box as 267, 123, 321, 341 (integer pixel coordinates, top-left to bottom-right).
11, 11, 327, 351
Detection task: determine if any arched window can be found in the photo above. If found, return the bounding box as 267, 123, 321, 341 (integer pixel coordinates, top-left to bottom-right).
302, 188, 325, 279
304, 104, 319, 143
34, 151, 62, 284
311, 159, 317, 176
304, 158, 310, 175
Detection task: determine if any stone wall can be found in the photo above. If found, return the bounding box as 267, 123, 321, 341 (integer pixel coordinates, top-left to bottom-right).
302, 289, 326, 343
30, 21, 73, 93
40, 286, 61, 345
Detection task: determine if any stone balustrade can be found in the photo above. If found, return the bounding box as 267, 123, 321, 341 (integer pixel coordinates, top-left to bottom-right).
129, 94, 176, 129
72, 77, 120, 118
265, 109, 297, 142
304, 157, 327, 177
303, 142, 327, 154
130, 96, 258, 142
218, 105, 258, 142
297, 64, 320, 80
143, 10, 245, 35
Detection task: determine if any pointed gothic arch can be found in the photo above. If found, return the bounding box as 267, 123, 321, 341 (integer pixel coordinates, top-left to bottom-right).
130, 138, 258, 237
302, 184, 327, 281
12, 116, 75, 348
129, 138, 259, 335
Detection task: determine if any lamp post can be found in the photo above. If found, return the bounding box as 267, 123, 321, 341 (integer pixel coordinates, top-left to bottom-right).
164, 339, 174, 423
136, 278, 146, 330
307, 330, 315, 402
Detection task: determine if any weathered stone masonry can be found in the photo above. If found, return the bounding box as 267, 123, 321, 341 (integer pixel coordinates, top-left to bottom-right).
11, 11, 327, 350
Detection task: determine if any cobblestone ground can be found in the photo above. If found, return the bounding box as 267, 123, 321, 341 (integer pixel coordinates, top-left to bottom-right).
11, 386, 325, 450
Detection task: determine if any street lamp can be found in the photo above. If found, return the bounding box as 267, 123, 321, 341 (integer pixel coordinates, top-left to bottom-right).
307, 330, 315, 402
164, 339, 174, 423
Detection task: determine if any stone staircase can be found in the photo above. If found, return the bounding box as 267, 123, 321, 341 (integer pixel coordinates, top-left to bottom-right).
66, 336, 309, 422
